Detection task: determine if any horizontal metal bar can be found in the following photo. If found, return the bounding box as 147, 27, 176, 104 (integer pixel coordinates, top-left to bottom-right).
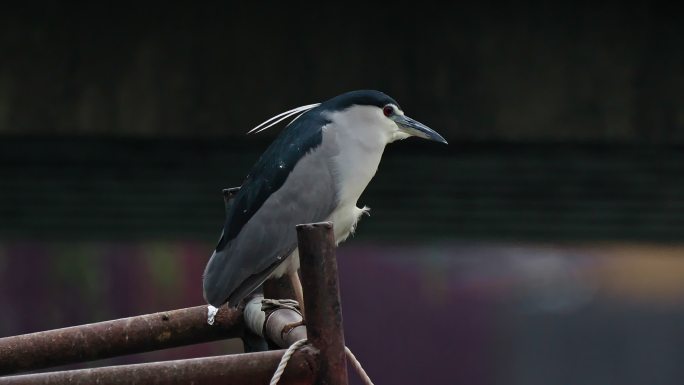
0, 305, 243, 375
244, 295, 307, 349
0, 348, 318, 385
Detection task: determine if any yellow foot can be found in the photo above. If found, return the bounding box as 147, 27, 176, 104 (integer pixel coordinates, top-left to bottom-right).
283, 319, 306, 334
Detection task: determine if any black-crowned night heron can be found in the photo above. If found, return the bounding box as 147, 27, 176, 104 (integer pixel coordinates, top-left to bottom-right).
203, 90, 447, 308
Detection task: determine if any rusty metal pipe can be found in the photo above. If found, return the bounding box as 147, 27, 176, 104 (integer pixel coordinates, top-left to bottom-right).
0, 348, 318, 385
264, 307, 307, 348
297, 222, 348, 385
262, 274, 306, 349
0, 305, 242, 375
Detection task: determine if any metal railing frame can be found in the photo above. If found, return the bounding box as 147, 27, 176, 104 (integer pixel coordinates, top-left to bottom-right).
0, 217, 348, 384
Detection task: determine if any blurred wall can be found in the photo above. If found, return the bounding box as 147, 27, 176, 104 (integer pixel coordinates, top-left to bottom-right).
1, 2, 683, 142
2, 4, 684, 385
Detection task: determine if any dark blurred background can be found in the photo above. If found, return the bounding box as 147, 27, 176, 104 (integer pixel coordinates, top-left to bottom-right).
1, 2, 683, 384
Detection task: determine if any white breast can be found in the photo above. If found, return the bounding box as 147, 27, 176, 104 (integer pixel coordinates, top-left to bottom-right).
325, 106, 392, 208
323, 105, 394, 241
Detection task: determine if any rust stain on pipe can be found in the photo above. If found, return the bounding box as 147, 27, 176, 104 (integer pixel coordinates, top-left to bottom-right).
0, 348, 318, 385
264, 307, 307, 348
0, 305, 243, 375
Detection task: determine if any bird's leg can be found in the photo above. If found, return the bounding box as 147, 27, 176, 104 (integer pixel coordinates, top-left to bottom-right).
290, 268, 305, 315
281, 269, 306, 334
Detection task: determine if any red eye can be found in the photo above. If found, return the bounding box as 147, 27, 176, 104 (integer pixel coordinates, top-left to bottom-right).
383, 105, 394, 117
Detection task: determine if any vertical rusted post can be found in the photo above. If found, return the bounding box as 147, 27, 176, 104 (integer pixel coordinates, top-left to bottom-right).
297, 222, 348, 385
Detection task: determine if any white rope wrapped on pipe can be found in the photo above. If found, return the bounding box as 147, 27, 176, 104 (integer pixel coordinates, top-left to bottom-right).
235, 298, 376, 385
269, 338, 375, 385
269, 339, 308, 385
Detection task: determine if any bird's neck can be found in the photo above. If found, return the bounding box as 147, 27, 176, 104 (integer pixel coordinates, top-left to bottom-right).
324, 110, 389, 207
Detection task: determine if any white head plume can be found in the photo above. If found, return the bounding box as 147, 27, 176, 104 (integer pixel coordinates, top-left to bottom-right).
247, 103, 320, 134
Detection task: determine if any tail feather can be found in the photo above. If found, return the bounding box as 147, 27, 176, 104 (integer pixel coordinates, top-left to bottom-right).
203, 247, 283, 307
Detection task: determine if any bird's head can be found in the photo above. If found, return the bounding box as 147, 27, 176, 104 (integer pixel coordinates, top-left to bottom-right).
248, 90, 447, 145
320, 90, 448, 145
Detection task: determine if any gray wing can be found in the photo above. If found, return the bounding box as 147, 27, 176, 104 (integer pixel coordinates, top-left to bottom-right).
203, 115, 339, 307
